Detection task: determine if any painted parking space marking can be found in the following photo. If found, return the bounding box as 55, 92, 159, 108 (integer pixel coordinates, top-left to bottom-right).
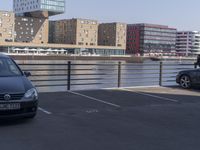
67, 91, 121, 108
38, 107, 52, 115
120, 88, 179, 103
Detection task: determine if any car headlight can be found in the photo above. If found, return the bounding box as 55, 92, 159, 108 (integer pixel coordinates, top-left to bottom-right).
24, 88, 38, 99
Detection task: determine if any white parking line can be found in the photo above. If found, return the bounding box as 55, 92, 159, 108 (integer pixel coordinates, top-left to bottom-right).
38, 107, 52, 115
67, 91, 121, 108
120, 88, 179, 103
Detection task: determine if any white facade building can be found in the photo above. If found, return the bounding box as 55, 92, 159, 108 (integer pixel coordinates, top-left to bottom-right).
176, 31, 200, 56
13, 0, 65, 17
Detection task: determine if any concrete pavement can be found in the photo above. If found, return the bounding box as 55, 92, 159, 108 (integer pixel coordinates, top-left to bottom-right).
0, 86, 200, 150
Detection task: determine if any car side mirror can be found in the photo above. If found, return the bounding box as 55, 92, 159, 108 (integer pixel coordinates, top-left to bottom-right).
24, 71, 31, 77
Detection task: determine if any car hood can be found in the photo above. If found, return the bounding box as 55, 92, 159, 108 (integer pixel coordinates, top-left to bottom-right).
179, 69, 198, 73
0, 76, 33, 94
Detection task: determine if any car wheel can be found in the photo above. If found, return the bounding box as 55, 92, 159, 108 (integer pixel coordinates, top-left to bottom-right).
180, 75, 192, 89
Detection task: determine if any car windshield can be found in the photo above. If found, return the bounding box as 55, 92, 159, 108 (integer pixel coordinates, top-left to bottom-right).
0, 58, 22, 77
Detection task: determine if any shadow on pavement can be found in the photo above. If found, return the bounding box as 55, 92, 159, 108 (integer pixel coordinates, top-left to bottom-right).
0, 118, 33, 126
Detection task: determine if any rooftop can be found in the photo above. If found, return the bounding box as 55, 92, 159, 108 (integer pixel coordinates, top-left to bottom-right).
128, 23, 177, 30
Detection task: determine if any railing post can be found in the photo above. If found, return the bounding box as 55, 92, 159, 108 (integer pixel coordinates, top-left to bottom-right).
159, 61, 163, 86
118, 61, 121, 88
67, 61, 71, 91
194, 62, 197, 69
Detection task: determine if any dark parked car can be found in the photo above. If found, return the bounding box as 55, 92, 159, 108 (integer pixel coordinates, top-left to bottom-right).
176, 68, 200, 89
0, 54, 38, 119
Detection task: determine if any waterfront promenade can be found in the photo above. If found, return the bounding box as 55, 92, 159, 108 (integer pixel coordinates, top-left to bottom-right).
0, 86, 200, 150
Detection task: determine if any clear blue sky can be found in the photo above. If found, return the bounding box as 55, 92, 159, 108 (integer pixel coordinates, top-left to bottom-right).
1, 0, 199, 30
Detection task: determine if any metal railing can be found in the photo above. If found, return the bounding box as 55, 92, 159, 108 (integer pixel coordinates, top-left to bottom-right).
18, 61, 195, 92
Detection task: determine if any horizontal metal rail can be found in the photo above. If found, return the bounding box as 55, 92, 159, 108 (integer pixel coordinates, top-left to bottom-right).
122, 63, 160, 66
121, 76, 159, 80
19, 61, 195, 91
31, 78, 104, 82
31, 73, 108, 76
71, 83, 102, 86
162, 71, 182, 74
35, 84, 68, 87
120, 68, 159, 71
19, 64, 68, 66
31, 74, 68, 77
23, 69, 68, 71
163, 63, 194, 66
163, 80, 176, 83
120, 72, 159, 75
35, 82, 102, 87
121, 80, 159, 84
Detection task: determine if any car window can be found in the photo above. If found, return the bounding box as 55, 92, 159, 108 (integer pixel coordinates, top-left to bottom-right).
0, 58, 22, 77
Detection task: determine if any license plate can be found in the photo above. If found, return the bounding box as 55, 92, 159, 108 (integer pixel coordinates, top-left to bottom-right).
0, 103, 21, 110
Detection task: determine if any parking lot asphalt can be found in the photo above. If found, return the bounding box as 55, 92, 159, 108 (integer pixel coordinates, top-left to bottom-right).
1, 86, 200, 150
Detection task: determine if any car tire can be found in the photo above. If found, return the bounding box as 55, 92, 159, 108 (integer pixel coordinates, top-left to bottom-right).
180, 75, 192, 89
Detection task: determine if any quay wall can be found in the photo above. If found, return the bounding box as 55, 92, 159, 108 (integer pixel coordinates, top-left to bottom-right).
9, 55, 146, 63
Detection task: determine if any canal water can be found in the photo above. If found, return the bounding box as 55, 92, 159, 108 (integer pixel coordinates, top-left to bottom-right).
16, 60, 195, 92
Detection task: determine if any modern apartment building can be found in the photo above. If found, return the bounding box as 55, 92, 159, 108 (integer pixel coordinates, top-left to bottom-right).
15, 16, 49, 44
48, 20, 56, 43
98, 23, 127, 49
0, 0, 126, 56
13, 0, 65, 17
126, 24, 177, 56
0, 11, 15, 42
176, 31, 200, 56
0, 10, 48, 44
12, 0, 63, 44
50, 18, 98, 46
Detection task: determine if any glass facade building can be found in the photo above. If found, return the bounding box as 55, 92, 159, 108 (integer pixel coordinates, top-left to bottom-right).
14, 0, 65, 17
126, 24, 177, 56
40, 0, 65, 14
176, 31, 200, 56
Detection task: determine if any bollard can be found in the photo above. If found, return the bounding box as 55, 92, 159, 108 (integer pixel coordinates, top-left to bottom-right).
159, 61, 163, 86
118, 62, 121, 88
